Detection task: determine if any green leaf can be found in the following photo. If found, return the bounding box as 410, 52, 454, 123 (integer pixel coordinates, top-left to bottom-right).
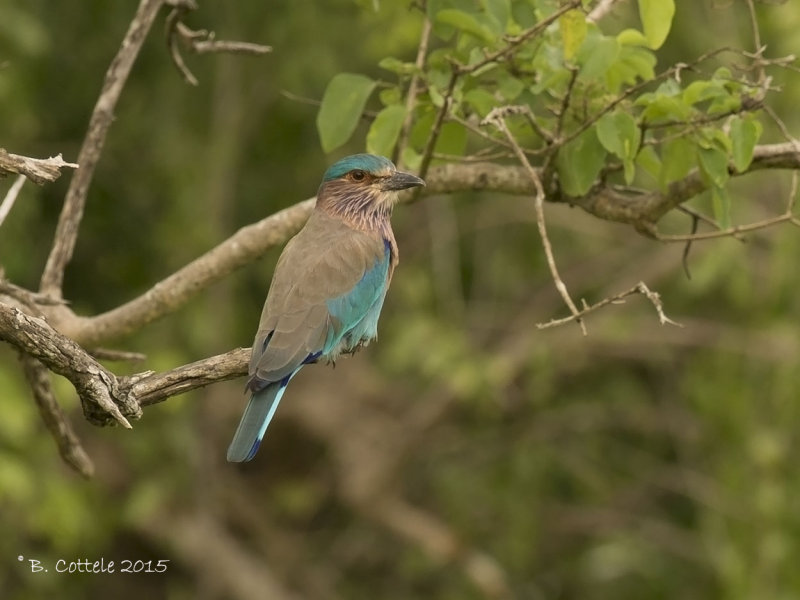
708, 95, 741, 115
682, 80, 727, 106
616, 28, 649, 47
436, 9, 495, 43
559, 9, 587, 61
606, 45, 656, 92
402, 146, 422, 171
698, 146, 730, 188
578, 34, 619, 82
596, 111, 641, 160
659, 137, 695, 189
378, 57, 419, 76
464, 88, 497, 117
637, 0, 675, 49
316, 73, 376, 153
496, 71, 525, 101
699, 128, 732, 154
710, 185, 731, 229
636, 145, 661, 181
481, 0, 510, 34
366, 105, 406, 158
379, 87, 402, 106
556, 126, 607, 196
730, 116, 762, 172
597, 112, 641, 185
435, 122, 468, 156
429, 85, 445, 107
638, 93, 691, 124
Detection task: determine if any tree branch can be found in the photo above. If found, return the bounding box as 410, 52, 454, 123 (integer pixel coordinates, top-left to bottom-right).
536, 281, 682, 330
0, 175, 26, 229
0, 303, 140, 427
19, 355, 95, 478
37, 140, 800, 347
588, 0, 627, 23
483, 106, 587, 334
0, 150, 78, 186
65, 198, 315, 346
132, 347, 249, 406
165, 1, 271, 86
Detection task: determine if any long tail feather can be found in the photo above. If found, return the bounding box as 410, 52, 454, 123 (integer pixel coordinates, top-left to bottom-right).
227, 382, 288, 462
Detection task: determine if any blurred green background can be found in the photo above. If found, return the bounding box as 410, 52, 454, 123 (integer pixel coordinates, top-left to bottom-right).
1, 1, 799, 599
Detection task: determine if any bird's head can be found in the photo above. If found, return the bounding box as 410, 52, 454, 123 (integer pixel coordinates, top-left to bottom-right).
317, 154, 425, 217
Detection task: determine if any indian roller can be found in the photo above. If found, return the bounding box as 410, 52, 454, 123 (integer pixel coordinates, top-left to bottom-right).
227, 154, 425, 462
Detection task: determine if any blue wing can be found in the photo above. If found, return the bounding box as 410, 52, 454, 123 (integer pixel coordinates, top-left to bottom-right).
324, 240, 391, 354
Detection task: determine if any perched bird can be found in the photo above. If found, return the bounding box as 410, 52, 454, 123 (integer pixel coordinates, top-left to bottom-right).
227, 154, 425, 462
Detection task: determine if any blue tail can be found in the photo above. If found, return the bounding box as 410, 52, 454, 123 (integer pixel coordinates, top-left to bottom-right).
227, 381, 289, 462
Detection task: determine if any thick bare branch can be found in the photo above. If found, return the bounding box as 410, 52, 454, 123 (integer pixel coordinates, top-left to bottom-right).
132, 347, 249, 406
0, 303, 140, 427
0, 151, 78, 186
66, 198, 315, 346
39, 0, 167, 297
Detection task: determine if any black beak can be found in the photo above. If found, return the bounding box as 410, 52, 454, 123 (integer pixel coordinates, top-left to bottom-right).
382, 170, 426, 191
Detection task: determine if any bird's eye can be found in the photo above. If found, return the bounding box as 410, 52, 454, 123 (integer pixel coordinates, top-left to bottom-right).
350, 169, 366, 181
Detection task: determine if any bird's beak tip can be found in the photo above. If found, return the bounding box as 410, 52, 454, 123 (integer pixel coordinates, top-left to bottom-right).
384, 171, 426, 191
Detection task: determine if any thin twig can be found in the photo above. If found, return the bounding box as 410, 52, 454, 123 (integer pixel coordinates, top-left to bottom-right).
279, 89, 322, 107
482, 106, 587, 335
763, 105, 800, 154
536, 282, 682, 330
555, 67, 579, 138
676, 205, 746, 242
446, 114, 517, 152
39, 0, 167, 297
744, 0, 766, 85
166, 5, 271, 86
681, 212, 698, 280
557, 47, 734, 152
90, 348, 147, 362
180, 25, 272, 56
19, 355, 95, 478
165, 5, 198, 85
0, 278, 67, 310
457, 0, 582, 75
0, 175, 25, 228
655, 212, 798, 242
395, 16, 432, 165
588, 0, 627, 23
416, 70, 459, 182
